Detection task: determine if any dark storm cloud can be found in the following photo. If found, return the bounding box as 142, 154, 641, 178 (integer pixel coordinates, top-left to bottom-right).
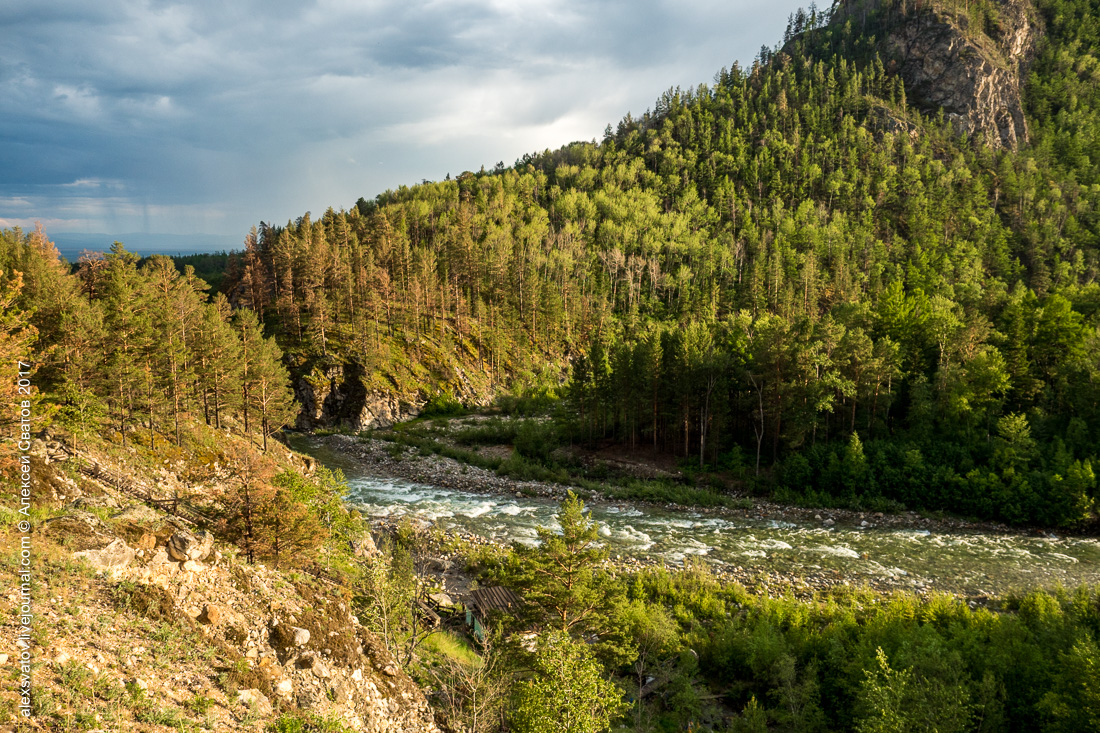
0, 0, 804, 238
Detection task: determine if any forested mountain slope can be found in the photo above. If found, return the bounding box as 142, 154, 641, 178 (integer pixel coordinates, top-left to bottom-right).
224, 0, 1100, 525
0, 229, 297, 462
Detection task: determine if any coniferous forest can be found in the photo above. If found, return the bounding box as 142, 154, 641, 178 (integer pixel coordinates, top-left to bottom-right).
2, 0, 1098, 521
207, 0, 1100, 526
5, 0, 1100, 731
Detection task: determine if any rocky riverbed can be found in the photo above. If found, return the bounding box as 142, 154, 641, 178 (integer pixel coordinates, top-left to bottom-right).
296, 433, 1100, 601
311, 433, 1023, 536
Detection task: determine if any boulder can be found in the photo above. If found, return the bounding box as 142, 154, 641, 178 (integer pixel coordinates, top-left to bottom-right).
73, 538, 135, 573
428, 593, 455, 609
237, 689, 273, 717
139, 548, 181, 583
166, 529, 214, 562
292, 627, 311, 646
199, 604, 225, 626
428, 557, 452, 573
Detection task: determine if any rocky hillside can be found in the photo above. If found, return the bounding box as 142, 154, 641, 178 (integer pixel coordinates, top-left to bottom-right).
0, 441, 440, 732
835, 0, 1036, 148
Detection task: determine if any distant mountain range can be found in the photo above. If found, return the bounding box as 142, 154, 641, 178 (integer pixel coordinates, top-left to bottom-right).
49, 232, 242, 261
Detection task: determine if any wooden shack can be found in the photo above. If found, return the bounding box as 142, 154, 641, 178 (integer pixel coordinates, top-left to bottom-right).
465, 586, 523, 641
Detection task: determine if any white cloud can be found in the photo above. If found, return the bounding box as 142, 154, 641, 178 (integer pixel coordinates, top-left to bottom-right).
1, 0, 805, 238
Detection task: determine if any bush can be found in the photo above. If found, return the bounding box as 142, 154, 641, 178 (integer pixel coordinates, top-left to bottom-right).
602, 479, 739, 508
513, 420, 560, 463
496, 387, 559, 416
421, 392, 466, 418
453, 419, 517, 446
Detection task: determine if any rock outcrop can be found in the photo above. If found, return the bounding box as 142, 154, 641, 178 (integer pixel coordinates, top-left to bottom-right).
837, 0, 1036, 149
296, 363, 421, 431
60, 517, 440, 732
295, 359, 498, 431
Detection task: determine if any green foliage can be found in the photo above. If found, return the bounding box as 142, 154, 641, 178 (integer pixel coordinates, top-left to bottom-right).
0, 231, 296, 456
272, 466, 363, 558
267, 713, 355, 733
1038, 636, 1100, 731
513, 420, 561, 462
421, 391, 466, 418
191, 0, 1100, 528
482, 510, 1100, 733
185, 694, 216, 716
509, 493, 615, 635
509, 631, 628, 733
854, 647, 973, 733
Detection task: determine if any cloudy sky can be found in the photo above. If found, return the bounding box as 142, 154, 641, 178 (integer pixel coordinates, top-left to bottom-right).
1, 0, 803, 249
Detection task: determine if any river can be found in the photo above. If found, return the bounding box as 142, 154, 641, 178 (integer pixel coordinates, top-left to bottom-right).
295, 436, 1100, 597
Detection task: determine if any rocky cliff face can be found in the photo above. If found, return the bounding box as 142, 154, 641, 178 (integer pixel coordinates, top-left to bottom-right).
297, 363, 421, 432
296, 359, 498, 431
839, 0, 1036, 149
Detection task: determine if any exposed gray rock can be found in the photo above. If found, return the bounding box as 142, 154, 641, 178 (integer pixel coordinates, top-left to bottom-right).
73, 538, 135, 573
166, 529, 214, 562
429, 593, 455, 609
292, 627, 311, 646
237, 688, 273, 716
295, 363, 423, 430
837, 0, 1035, 149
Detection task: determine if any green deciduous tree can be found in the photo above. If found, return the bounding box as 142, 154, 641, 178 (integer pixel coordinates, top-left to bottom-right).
509, 631, 627, 733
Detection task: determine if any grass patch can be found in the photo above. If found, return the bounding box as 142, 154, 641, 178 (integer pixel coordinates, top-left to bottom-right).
495, 453, 569, 483
419, 629, 482, 667
268, 712, 355, 733
451, 418, 518, 446
383, 431, 505, 472
135, 705, 188, 729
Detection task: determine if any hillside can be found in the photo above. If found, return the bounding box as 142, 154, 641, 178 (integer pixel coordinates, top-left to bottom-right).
5, 1, 1100, 728
213, 0, 1100, 526
0, 427, 440, 731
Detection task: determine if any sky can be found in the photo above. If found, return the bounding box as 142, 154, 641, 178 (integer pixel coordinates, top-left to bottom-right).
1, 0, 806, 251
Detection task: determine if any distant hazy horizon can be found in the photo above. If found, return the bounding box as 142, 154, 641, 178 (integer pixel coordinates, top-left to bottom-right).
47, 231, 242, 262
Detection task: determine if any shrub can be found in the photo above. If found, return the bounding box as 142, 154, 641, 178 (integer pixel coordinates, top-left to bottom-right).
421, 392, 466, 418
513, 420, 559, 463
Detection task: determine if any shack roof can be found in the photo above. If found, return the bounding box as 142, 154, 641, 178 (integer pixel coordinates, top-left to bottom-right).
469, 586, 523, 618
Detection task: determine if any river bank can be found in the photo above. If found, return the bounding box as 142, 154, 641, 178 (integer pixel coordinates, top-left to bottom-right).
313, 433, 1023, 537
292, 433, 1100, 601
